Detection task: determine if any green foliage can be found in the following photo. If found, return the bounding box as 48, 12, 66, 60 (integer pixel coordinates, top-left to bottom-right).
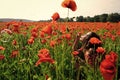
0, 22, 120, 80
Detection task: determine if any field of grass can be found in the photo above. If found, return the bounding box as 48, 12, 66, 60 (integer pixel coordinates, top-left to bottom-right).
0, 21, 120, 80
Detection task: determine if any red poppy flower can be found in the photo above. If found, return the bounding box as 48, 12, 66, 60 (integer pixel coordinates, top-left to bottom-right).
50, 40, 56, 47
60, 25, 66, 33
0, 54, 5, 60
12, 40, 17, 45
45, 35, 51, 39
0, 46, 5, 50
13, 22, 20, 28
27, 38, 34, 44
41, 25, 52, 35
51, 12, 60, 21
61, 0, 77, 11
72, 51, 79, 56
35, 49, 55, 66
89, 37, 102, 44
38, 48, 49, 55
65, 33, 71, 40
100, 51, 118, 80
41, 39, 47, 44
12, 22, 20, 33
31, 27, 38, 33
116, 30, 120, 36
111, 35, 116, 41
31, 32, 38, 38
10, 50, 19, 58
39, 31, 45, 38
52, 31, 57, 35
56, 38, 62, 44
105, 51, 118, 63
96, 47, 105, 54
100, 60, 116, 80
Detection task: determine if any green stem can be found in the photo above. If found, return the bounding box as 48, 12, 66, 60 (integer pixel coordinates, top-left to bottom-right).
67, 8, 69, 19
54, 48, 59, 80
67, 8, 70, 22
77, 66, 81, 80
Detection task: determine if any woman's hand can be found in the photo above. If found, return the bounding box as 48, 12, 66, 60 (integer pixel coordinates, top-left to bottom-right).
72, 33, 81, 51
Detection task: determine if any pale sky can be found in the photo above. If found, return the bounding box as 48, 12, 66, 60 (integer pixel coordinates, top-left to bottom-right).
0, 0, 120, 21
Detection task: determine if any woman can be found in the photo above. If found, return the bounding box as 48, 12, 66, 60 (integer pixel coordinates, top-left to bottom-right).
73, 32, 120, 80
72, 32, 102, 66
72, 32, 104, 80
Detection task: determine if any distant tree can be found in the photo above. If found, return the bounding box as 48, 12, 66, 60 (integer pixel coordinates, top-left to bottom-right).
57, 12, 120, 22
58, 18, 65, 22
86, 16, 91, 22
76, 16, 84, 22
94, 15, 100, 22
69, 17, 74, 22
90, 17, 94, 22
86, 16, 94, 22
83, 17, 87, 22
99, 14, 108, 22
107, 13, 114, 22
107, 13, 120, 22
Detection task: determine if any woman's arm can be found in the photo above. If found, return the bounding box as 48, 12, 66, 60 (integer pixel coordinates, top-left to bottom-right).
72, 33, 81, 51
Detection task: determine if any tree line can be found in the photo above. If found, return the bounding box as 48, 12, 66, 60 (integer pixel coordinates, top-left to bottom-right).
58, 13, 120, 22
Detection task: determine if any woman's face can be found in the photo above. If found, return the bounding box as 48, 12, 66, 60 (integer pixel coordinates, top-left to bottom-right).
80, 32, 92, 41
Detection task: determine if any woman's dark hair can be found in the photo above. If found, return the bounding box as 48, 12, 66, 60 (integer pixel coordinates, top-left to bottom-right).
81, 32, 101, 50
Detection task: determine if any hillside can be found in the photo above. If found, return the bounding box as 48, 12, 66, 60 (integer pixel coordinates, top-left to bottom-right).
0, 18, 36, 22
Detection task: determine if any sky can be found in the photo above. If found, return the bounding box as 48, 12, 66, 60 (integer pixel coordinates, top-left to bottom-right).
0, 0, 120, 21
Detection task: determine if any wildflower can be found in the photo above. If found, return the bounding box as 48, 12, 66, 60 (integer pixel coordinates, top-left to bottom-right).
65, 33, 71, 40
50, 40, 56, 47
51, 12, 60, 21
61, 0, 77, 11
0, 46, 5, 50
27, 37, 34, 44
41, 25, 52, 35
12, 22, 20, 33
96, 47, 105, 54
60, 25, 66, 33
31, 27, 38, 33
116, 30, 120, 36
35, 48, 55, 66
100, 51, 118, 80
31, 31, 38, 38
45, 35, 51, 39
72, 51, 79, 56
13, 22, 19, 28
12, 40, 17, 45
0, 54, 5, 60
89, 37, 102, 44
39, 31, 45, 38
111, 35, 116, 41
52, 31, 57, 35
106, 51, 118, 63
41, 39, 47, 44
10, 50, 19, 58
6, 22, 11, 27
56, 38, 62, 44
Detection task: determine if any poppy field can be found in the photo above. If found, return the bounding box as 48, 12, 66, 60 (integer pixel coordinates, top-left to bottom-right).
0, 21, 120, 80
0, 0, 120, 80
